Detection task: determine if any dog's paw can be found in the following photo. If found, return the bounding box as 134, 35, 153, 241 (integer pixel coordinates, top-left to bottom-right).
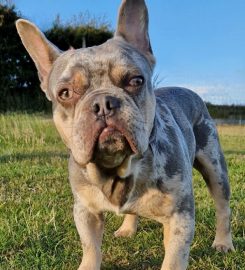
114, 227, 136, 238
212, 241, 235, 253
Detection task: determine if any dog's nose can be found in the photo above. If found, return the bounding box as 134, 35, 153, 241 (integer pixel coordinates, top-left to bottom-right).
92, 96, 121, 117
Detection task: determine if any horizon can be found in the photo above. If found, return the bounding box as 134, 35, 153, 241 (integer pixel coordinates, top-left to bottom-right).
8, 0, 245, 105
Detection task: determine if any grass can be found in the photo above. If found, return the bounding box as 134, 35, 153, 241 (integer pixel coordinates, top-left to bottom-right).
0, 113, 244, 270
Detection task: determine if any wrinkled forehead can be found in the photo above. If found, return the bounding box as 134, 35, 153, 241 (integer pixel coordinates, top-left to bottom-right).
49, 38, 152, 89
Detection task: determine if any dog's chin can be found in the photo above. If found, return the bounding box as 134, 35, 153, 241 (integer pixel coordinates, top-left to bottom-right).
93, 127, 132, 169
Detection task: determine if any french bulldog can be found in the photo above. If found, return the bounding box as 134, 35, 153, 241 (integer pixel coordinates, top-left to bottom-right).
16, 0, 234, 269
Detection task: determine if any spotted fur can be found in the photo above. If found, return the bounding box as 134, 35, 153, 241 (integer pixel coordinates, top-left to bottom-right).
16, 0, 234, 269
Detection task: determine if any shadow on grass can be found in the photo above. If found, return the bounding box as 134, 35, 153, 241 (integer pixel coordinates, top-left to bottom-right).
233, 237, 245, 250
0, 151, 68, 163
103, 257, 161, 270
224, 150, 245, 155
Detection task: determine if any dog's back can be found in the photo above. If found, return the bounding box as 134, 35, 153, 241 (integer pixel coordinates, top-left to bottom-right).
155, 87, 210, 124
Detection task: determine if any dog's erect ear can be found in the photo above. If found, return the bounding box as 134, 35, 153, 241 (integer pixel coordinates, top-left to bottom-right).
115, 0, 155, 66
16, 19, 61, 99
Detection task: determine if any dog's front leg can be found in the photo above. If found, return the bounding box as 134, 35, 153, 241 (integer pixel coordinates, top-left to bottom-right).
74, 200, 104, 270
162, 212, 195, 270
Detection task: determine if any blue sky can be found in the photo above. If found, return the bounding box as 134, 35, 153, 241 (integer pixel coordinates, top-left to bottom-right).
13, 0, 245, 104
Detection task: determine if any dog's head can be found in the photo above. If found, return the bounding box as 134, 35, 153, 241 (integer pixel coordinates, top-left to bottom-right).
16, 0, 156, 169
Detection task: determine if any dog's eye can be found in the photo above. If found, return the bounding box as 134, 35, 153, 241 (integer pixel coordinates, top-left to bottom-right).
58, 88, 73, 101
128, 76, 144, 87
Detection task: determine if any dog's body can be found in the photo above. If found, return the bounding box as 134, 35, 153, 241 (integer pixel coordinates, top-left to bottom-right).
16, 0, 234, 269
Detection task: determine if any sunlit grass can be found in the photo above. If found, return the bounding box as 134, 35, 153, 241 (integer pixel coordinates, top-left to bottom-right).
0, 113, 244, 269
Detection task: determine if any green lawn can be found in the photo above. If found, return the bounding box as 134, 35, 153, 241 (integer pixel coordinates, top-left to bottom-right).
0, 114, 244, 270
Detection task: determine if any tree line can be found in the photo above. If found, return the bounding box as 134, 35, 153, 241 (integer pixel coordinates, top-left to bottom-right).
0, 4, 244, 119
0, 4, 112, 112
206, 103, 245, 120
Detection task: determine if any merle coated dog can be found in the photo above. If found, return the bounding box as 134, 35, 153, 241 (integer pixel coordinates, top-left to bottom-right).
16, 0, 234, 269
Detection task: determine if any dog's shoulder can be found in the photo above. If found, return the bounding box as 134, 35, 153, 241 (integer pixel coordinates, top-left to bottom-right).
154, 86, 206, 112
151, 87, 213, 166
155, 86, 201, 102
154, 87, 209, 124
153, 86, 218, 159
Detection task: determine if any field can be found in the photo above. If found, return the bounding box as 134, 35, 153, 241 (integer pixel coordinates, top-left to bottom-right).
0, 113, 244, 270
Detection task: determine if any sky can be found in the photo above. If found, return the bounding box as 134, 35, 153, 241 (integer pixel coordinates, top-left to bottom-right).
12, 0, 245, 105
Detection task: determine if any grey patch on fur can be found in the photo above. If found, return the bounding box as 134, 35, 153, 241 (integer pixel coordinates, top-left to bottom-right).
156, 178, 169, 193
193, 120, 211, 151
212, 159, 218, 166
220, 174, 230, 201
219, 152, 230, 200
176, 194, 195, 218
164, 153, 181, 179
219, 152, 228, 174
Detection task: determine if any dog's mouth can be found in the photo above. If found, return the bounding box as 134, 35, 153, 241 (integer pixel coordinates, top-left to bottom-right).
92, 125, 135, 169
72, 115, 143, 168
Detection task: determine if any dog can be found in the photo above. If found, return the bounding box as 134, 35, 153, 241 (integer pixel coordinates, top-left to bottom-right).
16, 0, 234, 269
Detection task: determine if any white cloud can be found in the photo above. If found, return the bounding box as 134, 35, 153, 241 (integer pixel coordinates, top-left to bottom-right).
173, 83, 245, 105
153, 70, 245, 105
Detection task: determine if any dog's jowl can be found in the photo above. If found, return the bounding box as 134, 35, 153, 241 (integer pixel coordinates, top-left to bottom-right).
16, 0, 234, 269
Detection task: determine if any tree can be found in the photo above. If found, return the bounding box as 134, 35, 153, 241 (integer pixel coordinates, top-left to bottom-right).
45, 13, 112, 50
0, 5, 113, 112
0, 4, 50, 111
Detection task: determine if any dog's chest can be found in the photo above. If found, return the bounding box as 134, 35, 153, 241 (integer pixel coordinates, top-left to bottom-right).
75, 178, 176, 222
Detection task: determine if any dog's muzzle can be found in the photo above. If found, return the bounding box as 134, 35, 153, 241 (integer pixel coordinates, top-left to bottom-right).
90, 95, 131, 168
72, 93, 140, 168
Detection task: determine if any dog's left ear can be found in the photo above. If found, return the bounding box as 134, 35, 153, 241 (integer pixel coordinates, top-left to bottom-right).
115, 0, 155, 67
